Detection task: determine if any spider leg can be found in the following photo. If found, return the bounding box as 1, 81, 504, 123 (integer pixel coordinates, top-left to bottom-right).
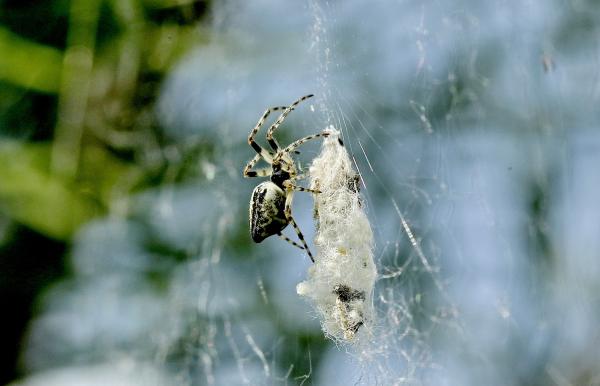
277, 232, 305, 250
273, 131, 330, 164
283, 189, 315, 263
283, 180, 321, 194
266, 94, 314, 150
243, 154, 273, 178
244, 168, 272, 178
248, 106, 288, 163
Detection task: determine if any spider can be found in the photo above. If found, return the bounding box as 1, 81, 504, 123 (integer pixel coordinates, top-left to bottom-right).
243, 94, 329, 262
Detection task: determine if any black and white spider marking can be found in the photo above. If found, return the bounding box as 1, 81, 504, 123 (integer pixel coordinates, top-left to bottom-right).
333, 284, 366, 334
242, 94, 329, 262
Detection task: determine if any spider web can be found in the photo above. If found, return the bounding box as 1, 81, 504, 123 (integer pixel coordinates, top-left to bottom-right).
16, 0, 600, 385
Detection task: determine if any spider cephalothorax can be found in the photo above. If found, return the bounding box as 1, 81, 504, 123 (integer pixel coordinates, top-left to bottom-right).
242, 94, 329, 262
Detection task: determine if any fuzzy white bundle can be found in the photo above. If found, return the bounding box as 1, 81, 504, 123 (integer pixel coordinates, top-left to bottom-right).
296, 126, 377, 341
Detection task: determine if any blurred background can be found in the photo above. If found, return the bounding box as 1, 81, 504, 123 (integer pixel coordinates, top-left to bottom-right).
2, 0, 600, 385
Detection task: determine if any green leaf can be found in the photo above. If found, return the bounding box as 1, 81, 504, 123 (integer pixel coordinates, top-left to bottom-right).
0, 141, 101, 239
0, 27, 63, 93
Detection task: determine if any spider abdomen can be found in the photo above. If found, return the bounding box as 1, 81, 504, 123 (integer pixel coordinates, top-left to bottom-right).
249, 181, 289, 243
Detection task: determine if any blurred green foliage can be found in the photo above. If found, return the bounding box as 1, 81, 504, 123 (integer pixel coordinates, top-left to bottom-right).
0, 0, 208, 239
0, 141, 100, 239
0, 27, 62, 93
0, 0, 210, 382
